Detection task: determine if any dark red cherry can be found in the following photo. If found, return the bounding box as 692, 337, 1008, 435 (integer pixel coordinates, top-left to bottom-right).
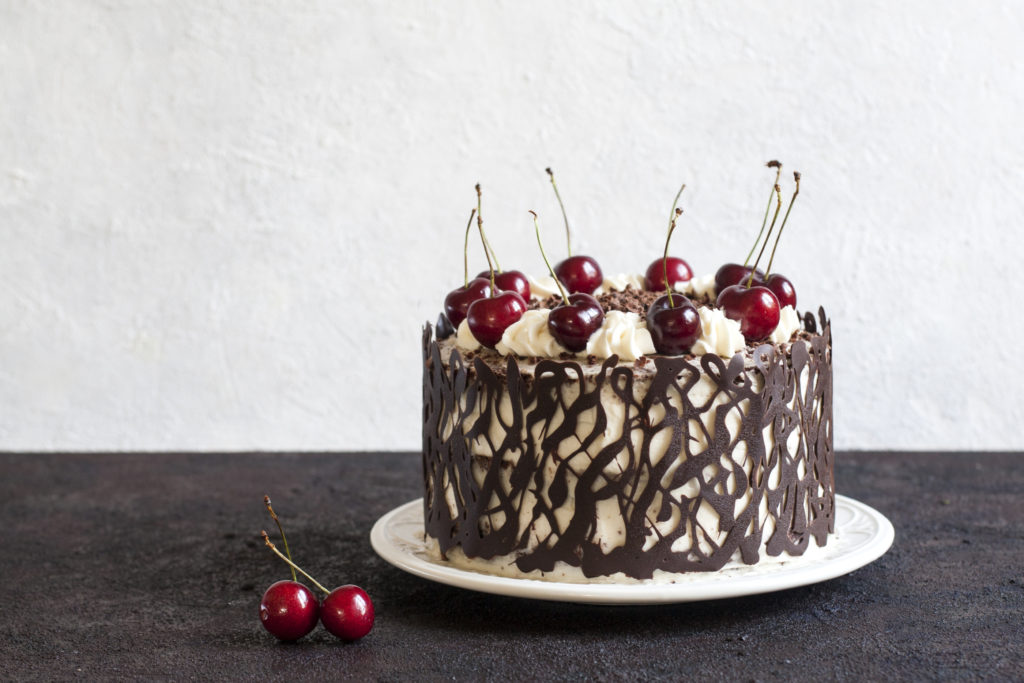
443, 277, 492, 328
466, 291, 527, 348
644, 257, 692, 292
435, 313, 455, 340
547, 293, 604, 352
259, 580, 320, 641
716, 284, 780, 340
714, 263, 765, 294
553, 255, 603, 295
762, 273, 797, 309
476, 269, 531, 301
646, 294, 701, 355
320, 585, 374, 642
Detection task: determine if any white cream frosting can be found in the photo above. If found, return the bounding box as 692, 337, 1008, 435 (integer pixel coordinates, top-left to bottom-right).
691, 306, 746, 358
495, 309, 567, 357
770, 305, 802, 344
455, 319, 481, 352
597, 273, 646, 294
583, 310, 655, 361
527, 275, 561, 300
679, 273, 717, 299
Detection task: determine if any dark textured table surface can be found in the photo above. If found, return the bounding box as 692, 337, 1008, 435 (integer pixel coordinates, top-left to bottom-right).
1, 451, 1021, 681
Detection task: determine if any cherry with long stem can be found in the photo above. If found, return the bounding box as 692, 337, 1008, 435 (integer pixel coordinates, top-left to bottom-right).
764, 172, 801, 276
745, 183, 783, 288
744, 161, 783, 267
262, 531, 375, 641
531, 211, 571, 304
531, 211, 604, 352
546, 167, 572, 256
465, 206, 527, 348
471, 184, 530, 300
545, 167, 603, 294
264, 496, 296, 583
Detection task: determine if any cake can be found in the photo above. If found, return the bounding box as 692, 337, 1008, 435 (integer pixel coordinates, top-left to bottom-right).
422, 170, 832, 582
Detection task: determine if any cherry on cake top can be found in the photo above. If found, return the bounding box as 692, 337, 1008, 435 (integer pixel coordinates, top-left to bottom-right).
531, 209, 605, 352
439, 163, 805, 349
545, 167, 605, 294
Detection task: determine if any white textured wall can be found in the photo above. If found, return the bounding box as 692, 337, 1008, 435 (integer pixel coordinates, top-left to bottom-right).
2, 1, 1022, 451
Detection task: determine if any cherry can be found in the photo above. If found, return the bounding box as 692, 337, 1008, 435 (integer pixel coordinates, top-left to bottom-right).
443, 208, 490, 327
259, 496, 318, 641
553, 256, 603, 295
646, 207, 700, 354
261, 531, 375, 642
476, 269, 531, 301
762, 273, 797, 308
547, 294, 604, 351
646, 294, 700, 355
444, 277, 492, 328
466, 202, 527, 347
645, 256, 692, 292
260, 580, 320, 641
435, 312, 455, 340
466, 291, 527, 348
645, 183, 692, 292
472, 184, 531, 300
714, 263, 764, 293
545, 167, 603, 294
760, 171, 802, 308
321, 585, 375, 642
716, 283, 781, 340
716, 161, 783, 296
531, 211, 604, 351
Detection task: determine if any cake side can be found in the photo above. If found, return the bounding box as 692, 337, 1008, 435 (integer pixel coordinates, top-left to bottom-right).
422, 309, 833, 580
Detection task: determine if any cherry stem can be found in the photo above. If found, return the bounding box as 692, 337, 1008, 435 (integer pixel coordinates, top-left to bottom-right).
546, 167, 572, 257
475, 184, 501, 273
531, 210, 570, 303
663, 207, 683, 307
667, 182, 686, 233
765, 172, 801, 277
261, 530, 329, 595
462, 209, 477, 289
477, 198, 497, 297
746, 183, 783, 288
744, 161, 783, 267
263, 495, 296, 582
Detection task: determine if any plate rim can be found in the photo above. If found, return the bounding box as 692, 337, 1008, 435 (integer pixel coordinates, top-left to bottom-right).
370, 494, 894, 605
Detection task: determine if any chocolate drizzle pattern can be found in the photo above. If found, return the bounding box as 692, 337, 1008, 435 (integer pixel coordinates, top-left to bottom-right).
422, 308, 833, 579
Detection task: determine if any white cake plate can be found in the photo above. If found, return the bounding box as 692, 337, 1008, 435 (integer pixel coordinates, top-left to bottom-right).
370, 495, 894, 605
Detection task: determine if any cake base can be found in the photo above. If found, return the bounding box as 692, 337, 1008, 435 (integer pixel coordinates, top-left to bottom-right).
422, 309, 834, 581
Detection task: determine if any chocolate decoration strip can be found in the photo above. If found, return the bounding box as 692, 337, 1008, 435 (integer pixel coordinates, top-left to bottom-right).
422, 308, 833, 579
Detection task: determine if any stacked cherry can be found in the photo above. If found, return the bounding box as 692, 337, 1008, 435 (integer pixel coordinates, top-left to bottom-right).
715, 162, 801, 339
442, 184, 529, 347
646, 206, 701, 354
258, 496, 374, 642
530, 210, 604, 350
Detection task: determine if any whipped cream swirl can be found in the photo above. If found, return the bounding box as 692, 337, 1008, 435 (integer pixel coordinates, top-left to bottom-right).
527, 275, 561, 300
584, 310, 655, 361
455, 319, 482, 352
495, 309, 566, 357
597, 273, 646, 294
678, 273, 717, 299
770, 305, 802, 344
691, 306, 746, 358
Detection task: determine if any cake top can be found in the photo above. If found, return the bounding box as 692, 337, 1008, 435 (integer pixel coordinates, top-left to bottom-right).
438, 164, 811, 363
